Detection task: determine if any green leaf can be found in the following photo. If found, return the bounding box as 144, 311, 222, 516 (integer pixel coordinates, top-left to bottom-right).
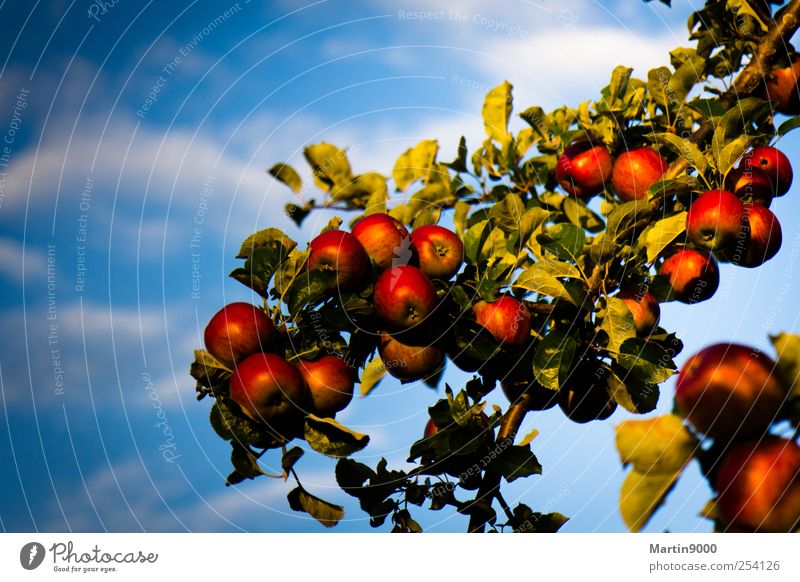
281, 446, 304, 472
711, 98, 770, 162
563, 198, 604, 233
488, 193, 525, 233
447, 136, 469, 173
493, 444, 542, 483
332, 172, 388, 204
190, 350, 232, 396
777, 115, 800, 138
360, 356, 387, 396
652, 132, 707, 174
272, 248, 310, 298
533, 330, 578, 390
393, 139, 439, 191
303, 143, 353, 191
512, 260, 583, 304
287, 269, 336, 313
638, 212, 687, 262
668, 54, 705, 105
609, 65, 633, 106
647, 66, 672, 108
615, 414, 698, 474
770, 333, 800, 398
619, 469, 680, 532
616, 338, 678, 383
463, 220, 492, 267
233, 228, 298, 296
512, 504, 569, 533
210, 398, 281, 450
605, 200, 652, 243
287, 486, 344, 528
268, 163, 302, 193
453, 201, 471, 237
600, 297, 637, 354
537, 223, 585, 261
229, 444, 264, 483
606, 367, 659, 414
303, 414, 370, 457
483, 81, 513, 145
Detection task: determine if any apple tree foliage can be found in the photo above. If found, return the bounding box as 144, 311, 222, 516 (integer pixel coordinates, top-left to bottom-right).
190, 0, 800, 532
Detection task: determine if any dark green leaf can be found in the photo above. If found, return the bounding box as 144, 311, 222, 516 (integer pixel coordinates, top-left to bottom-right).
190, 350, 232, 396
281, 446, 304, 472
268, 163, 302, 193
533, 330, 578, 390
537, 223, 585, 261
617, 338, 678, 383
493, 444, 542, 483
303, 414, 370, 457
605, 200, 652, 243
287, 486, 344, 528
600, 297, 637, 353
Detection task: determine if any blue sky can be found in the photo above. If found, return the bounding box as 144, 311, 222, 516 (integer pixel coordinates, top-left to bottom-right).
1, 0, 799, 533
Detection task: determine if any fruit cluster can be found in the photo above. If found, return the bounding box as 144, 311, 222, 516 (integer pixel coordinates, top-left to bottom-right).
674, 342, 798, 532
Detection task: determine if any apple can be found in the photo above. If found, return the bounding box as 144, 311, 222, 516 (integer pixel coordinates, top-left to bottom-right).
558, 359, 617, 424
616, 290, 660, 336
556, 141, 613, 198
351, 213, 412, 270
229, 353, 309, 426
204, 302, 276, 368
725, 166, 775, 207
308, 229, 369, 290
675, 343, 787, 441
472, 296, 531, 348
378, 331, 444, 381
686, 190, 745, 251
424, 418, 439, 438
657, 248, 720, 304
296, 355, 354, 417
715, 436, 800, 532
373, 265, 438, 330
611, 147, 667, 201
741, 146, 793, 197
410, 224, 464, 280
764, 53, 800, 115
724, 205, 782, 268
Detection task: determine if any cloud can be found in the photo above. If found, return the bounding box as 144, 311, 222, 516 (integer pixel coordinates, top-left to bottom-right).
0, 238, 48, 284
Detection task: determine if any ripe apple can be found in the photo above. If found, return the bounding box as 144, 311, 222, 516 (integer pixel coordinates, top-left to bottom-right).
616, 290, 660, 336
424, 418, 439, 438
715, 436, 800, 532
296, 355, 354, 417
686, 190, 745, 251
229, 353, 309, 426
472, 296, 531, 348
556, 141, 613, 198
410, 224, 464, 280
675, 343, 787, 441
724, 205, 782, 268
558, 359, 617, 424
611, 147, 667, 201
373, 265, 438, 330
204, 302, 276, 368
351, 213, 412, 270
657, 248, 720, 304
308, 230, 369, 291
725, 166, 775, 207
741, 146, 793, 197
764, 53, 800, 115
378, 331, 444, 381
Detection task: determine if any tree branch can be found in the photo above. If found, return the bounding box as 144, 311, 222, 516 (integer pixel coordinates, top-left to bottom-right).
467, 393, 532, 533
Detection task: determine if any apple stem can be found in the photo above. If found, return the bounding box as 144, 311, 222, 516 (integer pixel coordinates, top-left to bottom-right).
466, 393, 532, 533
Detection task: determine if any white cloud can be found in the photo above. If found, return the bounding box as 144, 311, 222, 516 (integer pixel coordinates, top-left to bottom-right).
0, 238, 48, 283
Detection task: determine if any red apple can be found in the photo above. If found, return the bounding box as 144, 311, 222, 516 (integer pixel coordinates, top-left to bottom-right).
657, 248, 720, 304
558, 359, 617, 424
616, 290, 660, 336
378, 331, 444, 381
229, 353, 309, 425
764, 53, 800, 115
424, 418, 439, 438
308, 230, 369, 290
373, 265, 438, 330
556, 141, 613, 198
725, 205, 782, 268
204, 302, 276, 367
472, 296, 531, 348
611, 147, 667, 201
296, 355, 354, 417
410, 224, 464, 280
351, 213, 412, 270
686, 190, 745, 251
715, 436, 800, 532
741, 146, 793, 197
725, 166, 775, 207
675, 343, 787, 441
